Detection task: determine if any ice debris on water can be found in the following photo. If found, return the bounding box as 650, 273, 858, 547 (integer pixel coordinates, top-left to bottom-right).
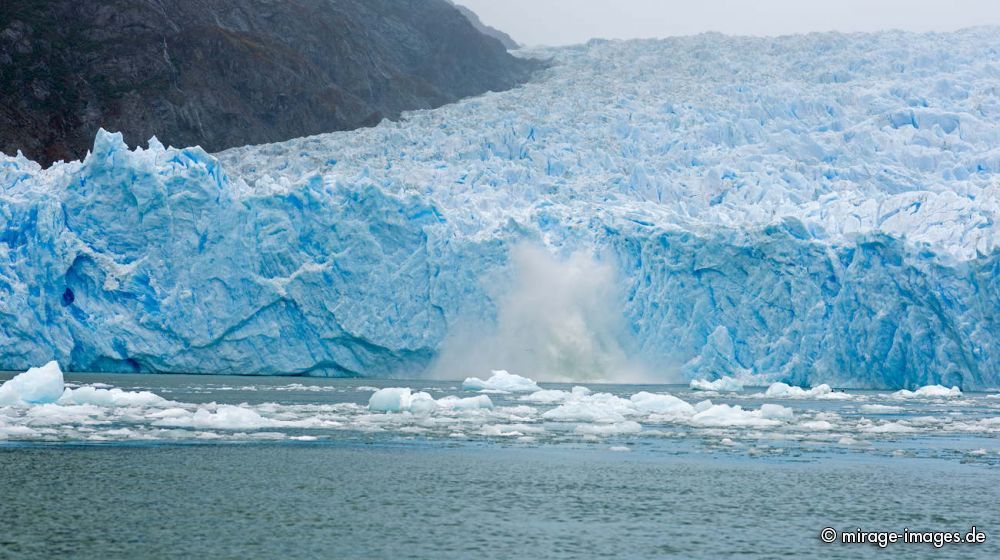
3, 365, 1000, 455
462, 370, 540, 393
0, 361, 173, 408
368, 387, 494, 412
891, 385, 962, 399
763, 382, 851, 400
689, 376, 744, 392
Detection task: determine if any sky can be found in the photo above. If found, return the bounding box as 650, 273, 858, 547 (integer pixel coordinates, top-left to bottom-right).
459, 0, 1000, 46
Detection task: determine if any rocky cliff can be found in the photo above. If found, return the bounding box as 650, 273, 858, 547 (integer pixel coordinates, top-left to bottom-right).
0, 0, 538, 166
451, 2, 519, 49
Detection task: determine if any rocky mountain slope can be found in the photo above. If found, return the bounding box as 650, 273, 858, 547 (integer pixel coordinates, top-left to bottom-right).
0, 0, 538, 166
450, 2, 519, 49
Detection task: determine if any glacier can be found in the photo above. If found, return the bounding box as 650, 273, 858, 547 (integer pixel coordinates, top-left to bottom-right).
1, 29, 999, 389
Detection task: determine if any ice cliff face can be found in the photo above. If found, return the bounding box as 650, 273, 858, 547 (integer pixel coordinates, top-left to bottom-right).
2, 29, 999, 388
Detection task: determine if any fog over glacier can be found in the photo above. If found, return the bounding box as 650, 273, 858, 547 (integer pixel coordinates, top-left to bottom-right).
1, 29, 999, 389
462, 0, 1000, 45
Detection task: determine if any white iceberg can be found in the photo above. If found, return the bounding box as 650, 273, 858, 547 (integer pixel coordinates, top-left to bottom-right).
520, 386, 591, 403
369, 388, 419, 412
542, 392, 633, 423
689, 376, 744, 392
759, 403, 795, 420
629, 392, 695, 416
690, 403, 793, 428
0, 361, 65, 405
462, 370, 540, 393
368, 387, 493, 413
437, 395, 494, 410
152, 405, 279, 430
538, 388, 796, 429
58, 386, 169, 407
406, 391, 440, 414
764, 382, 850, 400
892, 385, 962, 399
693, 399, 715, 413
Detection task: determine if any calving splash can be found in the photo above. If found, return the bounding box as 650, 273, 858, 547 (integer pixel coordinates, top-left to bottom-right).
432, 244, 647, 383
2, 365, 998, 466
1, 29, 1000, 388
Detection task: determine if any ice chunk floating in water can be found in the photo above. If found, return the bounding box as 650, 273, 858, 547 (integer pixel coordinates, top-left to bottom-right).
463, 370, 540, 393
892, 385, 963, 399
0, 362, 64, 405
369, 388, 421, 412
58, 386, 169, 407
690, 403, 793, 428
689, 377, 744, 392
0, 361, 173, 408
368, 387, 494, 412
1, 30, 1000, 388
629, 392, 695, 416
763, 383, 850, 400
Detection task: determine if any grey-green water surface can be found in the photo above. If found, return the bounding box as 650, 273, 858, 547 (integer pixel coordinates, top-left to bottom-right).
1, 373, 999, 559
1, 444, 998, 559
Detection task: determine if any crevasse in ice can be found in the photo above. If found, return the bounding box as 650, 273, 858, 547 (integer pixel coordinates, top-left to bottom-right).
1, 29, 999, 388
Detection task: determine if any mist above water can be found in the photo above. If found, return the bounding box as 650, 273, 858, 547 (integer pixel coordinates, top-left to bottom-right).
432, 243, 648, 382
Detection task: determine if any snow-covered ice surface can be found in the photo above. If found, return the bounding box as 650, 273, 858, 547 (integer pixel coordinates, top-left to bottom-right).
2, 369, 999, 468
2, 29, 1000, 388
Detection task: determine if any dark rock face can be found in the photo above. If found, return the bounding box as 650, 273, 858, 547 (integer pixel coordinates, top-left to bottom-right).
0, 0, 539, 166
451, 3, 519, 49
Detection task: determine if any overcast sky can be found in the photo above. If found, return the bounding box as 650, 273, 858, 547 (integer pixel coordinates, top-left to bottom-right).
459, 0, 1000, 46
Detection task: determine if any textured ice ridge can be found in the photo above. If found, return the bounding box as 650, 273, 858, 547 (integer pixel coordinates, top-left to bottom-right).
1, 29, 999, 388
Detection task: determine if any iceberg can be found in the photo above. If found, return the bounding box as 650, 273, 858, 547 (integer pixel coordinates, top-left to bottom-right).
0, 362, 65, 405
689, 376, 744, 392
462, 370, 540, 393
763, 382, 851, 400
520, 386, 592, 404
542, 392, 635, 423
0, 360, 175, 411
368, 388, 420, 412
535, 388, 791, 428
693, 399, 715, 413
1, 29, 999, 389
629, 391, 695, 416
58, 386, 168, 407
891, 385, 962, 399
151, 405, 280, 430
367, 387, 494, 412
690, 403, 793, 428
436, 395, 495, 410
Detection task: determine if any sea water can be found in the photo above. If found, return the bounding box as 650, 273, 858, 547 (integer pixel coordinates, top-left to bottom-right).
1, 373, 998, 559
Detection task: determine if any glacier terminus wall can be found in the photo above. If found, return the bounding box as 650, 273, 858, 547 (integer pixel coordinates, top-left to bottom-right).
1, 29, 998, 389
